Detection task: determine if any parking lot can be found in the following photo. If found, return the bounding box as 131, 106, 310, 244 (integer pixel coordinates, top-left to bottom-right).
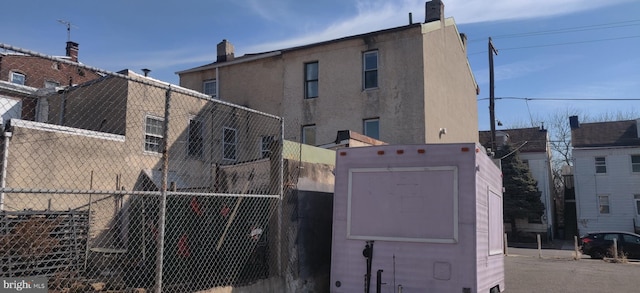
506, 246, 640, 292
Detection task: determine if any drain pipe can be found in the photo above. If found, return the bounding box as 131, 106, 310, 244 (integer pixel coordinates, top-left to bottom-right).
0, 131, 12, 211
363, 241, 374, 293
376, 269, 384, 293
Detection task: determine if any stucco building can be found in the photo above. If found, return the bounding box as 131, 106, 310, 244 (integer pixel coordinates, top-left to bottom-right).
177, 0, 479, 146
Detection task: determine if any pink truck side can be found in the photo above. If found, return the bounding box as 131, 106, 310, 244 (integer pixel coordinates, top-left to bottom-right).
330, 143, 504, 293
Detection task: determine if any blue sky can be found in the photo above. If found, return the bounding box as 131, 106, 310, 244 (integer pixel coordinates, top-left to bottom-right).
1, 0, 639, 131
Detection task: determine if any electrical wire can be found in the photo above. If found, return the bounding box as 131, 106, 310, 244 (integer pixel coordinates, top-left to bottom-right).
468, 19, 640, 42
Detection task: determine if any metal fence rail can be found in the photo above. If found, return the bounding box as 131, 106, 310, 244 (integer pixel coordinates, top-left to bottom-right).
0, 43, 289, 292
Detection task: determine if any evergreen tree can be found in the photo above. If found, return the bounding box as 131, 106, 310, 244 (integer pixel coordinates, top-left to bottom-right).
496, 143, 545, 241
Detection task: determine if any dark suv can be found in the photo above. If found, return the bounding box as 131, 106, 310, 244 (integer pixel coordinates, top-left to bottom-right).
580, 231, 640, 259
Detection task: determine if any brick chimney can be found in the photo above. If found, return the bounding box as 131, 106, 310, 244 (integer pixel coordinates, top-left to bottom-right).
425, 0, 444, 23
217, 39, 234, 63
569, 116, 580, 129
66, 41, 79, 62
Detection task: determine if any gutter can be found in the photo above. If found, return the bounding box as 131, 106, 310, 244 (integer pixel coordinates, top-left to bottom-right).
175, 51, 282, 75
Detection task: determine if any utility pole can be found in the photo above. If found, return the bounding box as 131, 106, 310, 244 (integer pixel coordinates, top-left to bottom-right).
488, 37, 499, 155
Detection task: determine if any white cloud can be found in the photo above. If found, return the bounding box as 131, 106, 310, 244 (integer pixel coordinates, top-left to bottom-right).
245, 0, 633, 53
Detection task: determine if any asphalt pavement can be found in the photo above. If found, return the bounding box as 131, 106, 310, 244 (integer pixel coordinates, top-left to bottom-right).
505, 242, 640, 293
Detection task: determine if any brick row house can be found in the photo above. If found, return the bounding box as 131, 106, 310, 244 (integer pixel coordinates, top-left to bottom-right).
0, 41, 103, 123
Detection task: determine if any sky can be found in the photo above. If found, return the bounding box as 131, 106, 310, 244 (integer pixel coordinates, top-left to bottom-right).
1, 0, 639, 131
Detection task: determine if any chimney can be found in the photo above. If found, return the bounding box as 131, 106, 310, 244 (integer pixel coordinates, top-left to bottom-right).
217, 39, 235, 63
569, 116, 580, 129
425, 0, 444, 23
636, 118, 640, 138
66, 41, 79, 62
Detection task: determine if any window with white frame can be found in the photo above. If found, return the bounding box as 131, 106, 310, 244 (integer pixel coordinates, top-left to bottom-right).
363, 118, 379, 140
635, 194, 640, 215
595, 157, 606, 174
302, 124, 316, 146
10, 72, 25, 85
45, 80, 60, 88
363, 50, 378, 89
145, 116, 164, 153
188, 118, 204, 158
261, 135, 275, 158
632, 155, 640, 173
223, 127, 237, 160
305, 62, 318, 99
598, 195, 610, 214
203, 79, 217, 98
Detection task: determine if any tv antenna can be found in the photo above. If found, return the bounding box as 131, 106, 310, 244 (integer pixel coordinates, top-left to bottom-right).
57, 19, 78, 42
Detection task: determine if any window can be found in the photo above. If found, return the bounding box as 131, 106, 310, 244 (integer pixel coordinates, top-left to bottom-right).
363, 51, 378, 89
223, 127, 237, 160
302, 125, 316, 146
598, 195, 610, 214
622, 233, 640, 244
203, 79, 217, 98
145, 116, 164, 153
635, 194, 640, 215
45, 80, 60, 88
188, 118, 204, 158
10, 72, 25, 85
304, 62, 318, 99
261, 135, 275, 158
363, 118, 380, 140
632, 155, 640, 173
595, 157, 606, 174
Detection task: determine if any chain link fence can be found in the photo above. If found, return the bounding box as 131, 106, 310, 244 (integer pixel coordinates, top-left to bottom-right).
0, 43, 309, 292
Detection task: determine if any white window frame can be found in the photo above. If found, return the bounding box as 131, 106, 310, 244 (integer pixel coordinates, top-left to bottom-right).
363, 118, 380, 140
595, 156, 606, 174
363, 50, 378, 89
260, 135, 274, 158
188, 117, 204, 158
598, 195, 610, 214
632, 155, 640, 173
10, 71, 25, 85
144, 115, 164, 153
304, 62, 319, 99
635, 194, 640, 215
203, 79, 217, 98
302, 124, 316, 146
45, 80, 60, 88
222, 127, 237, 161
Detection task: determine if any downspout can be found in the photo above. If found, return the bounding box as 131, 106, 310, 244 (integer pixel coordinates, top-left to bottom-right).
1, 131, 12, 211
215, 67, 220, 99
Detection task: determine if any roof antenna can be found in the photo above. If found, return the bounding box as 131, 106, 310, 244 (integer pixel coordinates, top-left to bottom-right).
57, 20, 77, 42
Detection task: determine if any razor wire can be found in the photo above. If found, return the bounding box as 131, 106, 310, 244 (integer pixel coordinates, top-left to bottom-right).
0, 44, 298, 292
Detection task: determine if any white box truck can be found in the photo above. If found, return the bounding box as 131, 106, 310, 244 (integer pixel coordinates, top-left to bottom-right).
330, 143, 504, 293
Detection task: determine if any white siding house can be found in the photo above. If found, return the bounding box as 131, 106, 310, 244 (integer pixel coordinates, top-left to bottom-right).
479, 127, 555, 241
570, 116, 640, 236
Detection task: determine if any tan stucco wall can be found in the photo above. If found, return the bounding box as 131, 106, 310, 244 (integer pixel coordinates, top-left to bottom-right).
423, 19, 479, 143
179, 20, 479, 146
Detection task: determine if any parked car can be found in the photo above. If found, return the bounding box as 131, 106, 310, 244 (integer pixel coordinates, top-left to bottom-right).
580, 231, 640, 259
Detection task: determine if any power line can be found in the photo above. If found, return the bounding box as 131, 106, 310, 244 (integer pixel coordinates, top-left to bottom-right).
468, 19, 640, 42
468, 35, 640, 55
